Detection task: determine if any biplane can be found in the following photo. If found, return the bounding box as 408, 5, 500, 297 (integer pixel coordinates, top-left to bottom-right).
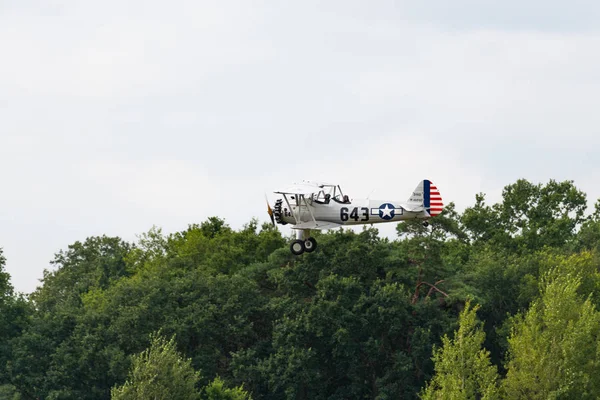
266, 180, 444, 255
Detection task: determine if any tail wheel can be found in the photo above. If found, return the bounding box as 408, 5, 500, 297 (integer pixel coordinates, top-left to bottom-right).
304, 237, 317, 253
290, 239, 305, 255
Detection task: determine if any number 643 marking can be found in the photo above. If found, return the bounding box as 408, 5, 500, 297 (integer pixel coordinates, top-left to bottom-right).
340, 207, 369, 222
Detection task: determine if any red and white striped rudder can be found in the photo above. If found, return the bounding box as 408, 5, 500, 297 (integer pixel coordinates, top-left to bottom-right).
424, 180, 444, 216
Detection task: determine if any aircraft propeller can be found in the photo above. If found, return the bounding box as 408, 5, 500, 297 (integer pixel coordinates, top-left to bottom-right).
265, 194, 275, 226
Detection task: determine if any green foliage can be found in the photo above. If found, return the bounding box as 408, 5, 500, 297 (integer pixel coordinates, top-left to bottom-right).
463, 179, 586, 251
421, 301, 499, 400
235, 270, 453, 399
4, 223, 280, 399
111, 333, 201, 400
203, 376, 251, 400
0, 250, 30, 398
503, 268, 600, 399
461, 193, 503, 244
3, 179, 600, 399
31, 236, 132, 312
0, 248, 12, 376
575, 200, 600, 252
0, 248, 10, 299
5, 237, 132, 399
0, 384, 20, 400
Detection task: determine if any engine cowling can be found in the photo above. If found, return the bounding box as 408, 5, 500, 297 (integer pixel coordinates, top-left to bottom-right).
273, 198, 287, 225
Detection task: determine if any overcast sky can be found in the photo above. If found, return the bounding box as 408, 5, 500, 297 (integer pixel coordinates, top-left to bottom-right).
2, 1, 600, 294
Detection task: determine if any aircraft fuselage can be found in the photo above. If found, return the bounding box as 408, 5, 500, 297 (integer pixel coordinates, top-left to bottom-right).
276, 197, 428, 226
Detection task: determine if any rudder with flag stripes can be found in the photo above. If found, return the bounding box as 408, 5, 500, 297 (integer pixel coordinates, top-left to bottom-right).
423, 180, 444, 216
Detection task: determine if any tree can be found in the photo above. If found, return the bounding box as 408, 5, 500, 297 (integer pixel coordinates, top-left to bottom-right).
502, 267, 600, 399
111, 333, 201, 400
202, 376, 251, 400
7, 221, 281, 399
0, 248, 14, 387
576, 199, 600, 252
0, 384, 20, 400
6, 184, 600, 400
239, 270, 453, 399
421, 301, 499, 400
0, 249, 30, 399
6, 237, 133, 399
31, 236, 132, 312
462, 180, 587, 251
396, 203, 468, 304
0, 248, 10, 299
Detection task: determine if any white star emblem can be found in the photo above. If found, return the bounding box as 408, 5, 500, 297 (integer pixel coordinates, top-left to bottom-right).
380, 204, 394, 218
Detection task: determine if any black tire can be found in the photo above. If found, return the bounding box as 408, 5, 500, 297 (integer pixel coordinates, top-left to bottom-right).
290, 239, 305, 255
422, 221, 430, 227
304, 237, 317, 253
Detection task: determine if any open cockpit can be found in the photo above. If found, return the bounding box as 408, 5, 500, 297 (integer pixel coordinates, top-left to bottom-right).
309, 182, 351, 205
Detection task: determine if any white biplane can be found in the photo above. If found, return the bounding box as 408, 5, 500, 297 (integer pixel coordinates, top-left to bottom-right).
267, 180, 444, 255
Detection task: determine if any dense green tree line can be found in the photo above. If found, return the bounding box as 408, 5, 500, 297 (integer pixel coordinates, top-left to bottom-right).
2, 179, 600, 399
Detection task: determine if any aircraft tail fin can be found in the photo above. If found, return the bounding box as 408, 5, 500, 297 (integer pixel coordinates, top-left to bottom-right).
405, 180, 444, 216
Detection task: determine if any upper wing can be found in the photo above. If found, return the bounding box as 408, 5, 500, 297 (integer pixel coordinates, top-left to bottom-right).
302, 179, 337, 187
275, 182, 321, 196
291, 221, 342, 230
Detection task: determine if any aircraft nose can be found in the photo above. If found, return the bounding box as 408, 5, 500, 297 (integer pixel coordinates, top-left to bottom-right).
273, 197, 287, 225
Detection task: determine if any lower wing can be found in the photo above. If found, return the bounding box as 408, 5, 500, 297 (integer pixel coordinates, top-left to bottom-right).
291, 221, 342, 230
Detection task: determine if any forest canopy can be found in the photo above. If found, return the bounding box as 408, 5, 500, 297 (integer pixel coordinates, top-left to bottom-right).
2, 178, 600, 399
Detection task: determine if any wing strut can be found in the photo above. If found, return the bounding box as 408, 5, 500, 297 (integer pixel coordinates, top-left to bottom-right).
281, 193, 320, 228
302, 195, 318, 225
282, 193, 299, 224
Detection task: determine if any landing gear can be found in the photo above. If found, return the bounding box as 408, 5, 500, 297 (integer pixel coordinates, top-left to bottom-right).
422, 221, 430, 228
290, 231, 318, 255
304, 237, 317, 253
290, 240, 305, 255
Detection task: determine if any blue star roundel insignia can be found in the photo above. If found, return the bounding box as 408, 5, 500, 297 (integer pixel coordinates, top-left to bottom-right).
378, 203, 396, 220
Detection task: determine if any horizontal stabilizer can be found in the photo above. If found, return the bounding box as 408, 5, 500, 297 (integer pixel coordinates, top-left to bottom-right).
400, 203, 424, 212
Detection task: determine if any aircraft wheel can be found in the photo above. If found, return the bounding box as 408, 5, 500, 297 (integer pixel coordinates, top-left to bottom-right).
304, 237, 317, 253
422, 221, 430, 227
290, 239, 305, 255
